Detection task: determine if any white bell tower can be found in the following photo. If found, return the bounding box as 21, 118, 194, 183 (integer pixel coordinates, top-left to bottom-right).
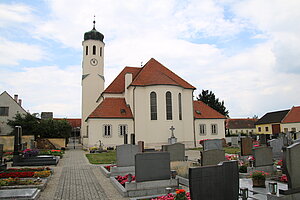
81, 19, 105, 143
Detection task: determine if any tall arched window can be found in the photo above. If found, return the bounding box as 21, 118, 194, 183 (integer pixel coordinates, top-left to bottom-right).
100, 47, 102, 57
150, 92, 157, 120
85, 46, 88, 55
93, 45, 96, 55
166, 91, 172, 120
178, 93, 182, 120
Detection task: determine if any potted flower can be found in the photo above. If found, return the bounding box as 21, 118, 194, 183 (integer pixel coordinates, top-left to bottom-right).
175, 189, 188, 200
250, 171, 268, 187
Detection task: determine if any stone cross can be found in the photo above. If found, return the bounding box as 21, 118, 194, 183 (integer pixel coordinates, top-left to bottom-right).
170, 126, 175, 138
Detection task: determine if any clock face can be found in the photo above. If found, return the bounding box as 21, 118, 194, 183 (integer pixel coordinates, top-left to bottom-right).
90, 58, 98, 66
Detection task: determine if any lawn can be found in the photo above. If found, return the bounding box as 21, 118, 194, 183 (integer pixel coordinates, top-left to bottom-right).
188, 147, 240, 154
85, 151, 116, 164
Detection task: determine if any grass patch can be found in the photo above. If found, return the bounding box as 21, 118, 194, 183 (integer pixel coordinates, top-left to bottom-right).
187, 147, 240, 154
85, 151, 116, 164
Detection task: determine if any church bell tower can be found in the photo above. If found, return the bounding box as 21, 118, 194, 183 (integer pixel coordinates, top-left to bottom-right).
81, 19, 105, 141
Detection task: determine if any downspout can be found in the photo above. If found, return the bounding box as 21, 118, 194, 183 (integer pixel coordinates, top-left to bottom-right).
192, 91, 196, 147
133, 86, 136, 136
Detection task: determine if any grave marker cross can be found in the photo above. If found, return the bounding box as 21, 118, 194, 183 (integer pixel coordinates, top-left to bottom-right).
170, 126, 175, 138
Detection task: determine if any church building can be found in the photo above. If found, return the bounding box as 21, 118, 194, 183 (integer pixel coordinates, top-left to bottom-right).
81, 22, 226, 149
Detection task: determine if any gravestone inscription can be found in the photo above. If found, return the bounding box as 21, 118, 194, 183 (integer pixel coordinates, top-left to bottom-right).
135, 152, 170, 182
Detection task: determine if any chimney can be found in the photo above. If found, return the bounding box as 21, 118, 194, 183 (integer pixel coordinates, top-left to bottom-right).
125, 73, 133, 89
14, 94, 18, 102
18, 99, 22, 106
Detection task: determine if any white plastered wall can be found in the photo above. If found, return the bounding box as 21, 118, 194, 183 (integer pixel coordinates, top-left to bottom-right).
229, 128, 256, 135
0, 92, 27, 135
194, 118, 226, 146
87, 118, 133, 147
281, 123, 300, 132
133, 85, 195, 148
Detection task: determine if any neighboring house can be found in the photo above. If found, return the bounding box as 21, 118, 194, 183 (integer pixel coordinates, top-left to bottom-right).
281, 106, 300, 133
226, 118, 258, 135
255, 109, 290, 135
0, 91, 27, 135
81, 23, 226, 148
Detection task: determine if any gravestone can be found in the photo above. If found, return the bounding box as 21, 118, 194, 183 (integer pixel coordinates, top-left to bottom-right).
240, 137, 253, 156
168, 126, 177, 144
162, 143, 185, 161
259, 134, 267, 145
231, 137, 239, 147
137, 141, 144, 153
268, 138, 283, 159
0, 144, 6, 170
135, 152, 170, 182
189, 161, 239, 200
116, 144, 139, 167
280, 142, 300, 195
201, 149, 226, 166
0, 188, 40, 200
203, 139, 223, 151
252, 147, 273, 167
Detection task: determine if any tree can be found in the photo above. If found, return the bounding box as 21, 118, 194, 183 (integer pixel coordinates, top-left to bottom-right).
8, 113, 72, 139
7, 113, 40, 136
196, 89, 229, 117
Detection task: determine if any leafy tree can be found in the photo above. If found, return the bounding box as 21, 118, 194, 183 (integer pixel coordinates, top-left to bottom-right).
7, 113, 40, 136
197, 89, 229, 117
8, 113, 72, 139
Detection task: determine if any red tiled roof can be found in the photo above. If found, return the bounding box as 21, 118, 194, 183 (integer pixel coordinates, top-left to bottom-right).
282, 106, 300, 123
53, 118, 81, 128
88, 98, 133, 119
226, 118, 258, 129
103, 67, 141, 93
194, 101, 226, 119
103, 58, 195, 94
131, 58, 195, 89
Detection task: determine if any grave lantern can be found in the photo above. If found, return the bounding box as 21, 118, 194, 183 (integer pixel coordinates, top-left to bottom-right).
240, 187, 248, 200
269, 182, 278, 195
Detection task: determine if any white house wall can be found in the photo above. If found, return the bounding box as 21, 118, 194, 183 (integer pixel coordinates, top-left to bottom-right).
133, 85, 195, 148
281, 123, 300, 133
0, 92, 27, 135
87, 118, 133, 148
194, 118, 226, 145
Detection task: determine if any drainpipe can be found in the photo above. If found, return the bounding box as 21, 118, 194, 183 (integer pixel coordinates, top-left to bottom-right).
133, 86, 136, 137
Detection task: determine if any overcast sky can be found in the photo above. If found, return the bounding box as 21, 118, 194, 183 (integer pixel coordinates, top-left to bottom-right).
0, 0, 299, 118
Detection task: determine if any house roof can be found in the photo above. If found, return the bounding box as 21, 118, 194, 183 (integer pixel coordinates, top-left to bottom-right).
103, 58, 195, 94
226, 118, 258, 129
255, 109, 290, 125
282, 106, 300, 123
54, 118, 81, 128
193, 101, 226, 119
103, 67, 141, 93
88, 98, 133, 119
0, 91, 27, 114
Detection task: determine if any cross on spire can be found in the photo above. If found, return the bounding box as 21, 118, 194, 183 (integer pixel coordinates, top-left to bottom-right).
93, 15, 96, 29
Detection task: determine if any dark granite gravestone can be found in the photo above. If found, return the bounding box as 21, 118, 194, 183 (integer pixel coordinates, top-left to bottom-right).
162, 143, 185, 161
189, 161, 239, 200
135, 152, 170, 182
201, 149, 226, 166
259, 134, 267, 145
280, 142, 300, 195
0, 188, 40, 200
252, 146, 273, 167
203, 139, 223, 151
240, 137, 253, 156
137, 141, 144, 153
268, 138, 284, 159
116, 144, 139, 167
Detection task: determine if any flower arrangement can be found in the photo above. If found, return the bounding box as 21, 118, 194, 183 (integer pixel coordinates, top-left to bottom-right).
151, 190, 191, 200
115, 174, 136, 186
280, 174, 288, 183
23, 149, 39, 158
250, 171, 269, 180
104, 165, 116, 172
0, 171, 35, 178
4, 167, 47, 172
225, 155, 238, 161
33, 170, 51, 178
0, 168, 52, 178
275, 160, 283, 166
0, 177, 41, 186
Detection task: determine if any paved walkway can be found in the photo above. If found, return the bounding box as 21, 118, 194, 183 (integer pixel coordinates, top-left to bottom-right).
39, 143, 128, 200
